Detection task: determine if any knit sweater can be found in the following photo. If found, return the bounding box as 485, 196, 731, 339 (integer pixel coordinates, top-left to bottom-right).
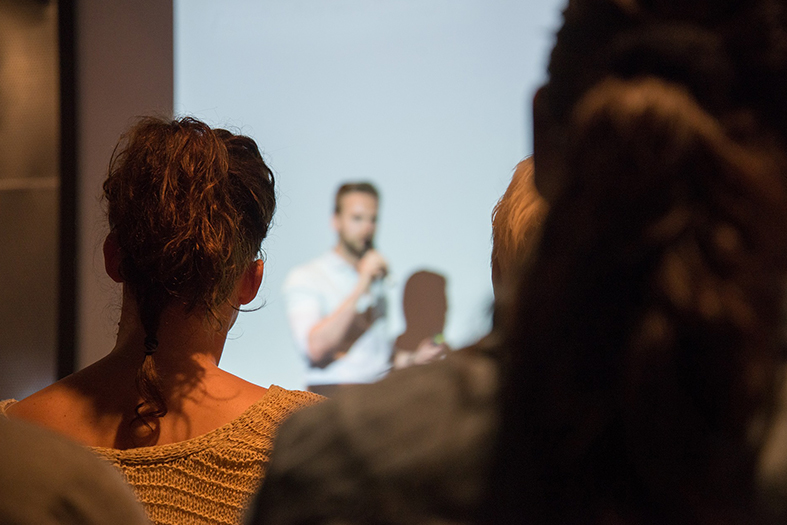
1, 386, 322, 525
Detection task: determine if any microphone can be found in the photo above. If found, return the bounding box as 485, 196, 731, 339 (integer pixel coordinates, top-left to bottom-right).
362, 239, 374, 257
357, 239, 385, 313
361, 239, 392, 294
364, 240, 388, 281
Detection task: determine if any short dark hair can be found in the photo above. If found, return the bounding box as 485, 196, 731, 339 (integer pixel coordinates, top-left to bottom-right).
334, 182, 379, 214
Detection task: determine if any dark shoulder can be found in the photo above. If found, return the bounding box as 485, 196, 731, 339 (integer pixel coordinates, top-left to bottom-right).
278, 349, 498, 435
251, 351, 500, 524
0, 418, 149, 524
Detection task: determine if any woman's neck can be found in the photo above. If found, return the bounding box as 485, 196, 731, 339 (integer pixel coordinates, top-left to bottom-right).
95, 297, 238, 447
6, 293, 264, 449
112, 294, 228, 372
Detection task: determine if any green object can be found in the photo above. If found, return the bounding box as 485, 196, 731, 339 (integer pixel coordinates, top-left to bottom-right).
432, 333, 445, 345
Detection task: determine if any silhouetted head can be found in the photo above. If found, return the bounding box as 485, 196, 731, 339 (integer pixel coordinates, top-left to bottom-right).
402, 271, 447, 333
491, 1, 787, 522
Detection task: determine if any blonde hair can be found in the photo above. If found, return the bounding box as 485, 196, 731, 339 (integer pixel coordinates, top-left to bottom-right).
491, 157, 548, 293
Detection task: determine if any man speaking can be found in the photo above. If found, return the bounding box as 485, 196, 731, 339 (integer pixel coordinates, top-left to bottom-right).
283, 183, 391, 396
283, 182, 444, 396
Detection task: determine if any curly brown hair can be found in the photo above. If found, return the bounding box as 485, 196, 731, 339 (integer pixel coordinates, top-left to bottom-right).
103, 116, 275, 426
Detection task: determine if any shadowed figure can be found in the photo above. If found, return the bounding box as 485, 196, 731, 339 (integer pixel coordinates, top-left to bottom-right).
395, 271, 448, 352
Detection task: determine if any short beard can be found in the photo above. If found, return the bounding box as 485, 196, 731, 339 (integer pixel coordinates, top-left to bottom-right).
341, 237, 368, 259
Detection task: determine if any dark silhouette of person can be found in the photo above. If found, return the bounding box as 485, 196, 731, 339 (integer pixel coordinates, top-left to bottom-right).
394, 270, 448, 357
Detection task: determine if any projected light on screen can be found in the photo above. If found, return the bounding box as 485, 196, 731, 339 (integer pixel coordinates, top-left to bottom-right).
174, 0, 564, 389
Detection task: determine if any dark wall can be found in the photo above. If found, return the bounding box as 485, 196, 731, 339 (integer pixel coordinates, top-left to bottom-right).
0, 0, 60, 399
0, 0, 173, 399
74, 0, 173, 369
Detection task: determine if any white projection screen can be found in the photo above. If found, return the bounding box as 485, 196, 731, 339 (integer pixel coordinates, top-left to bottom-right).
174, 0, 565, 389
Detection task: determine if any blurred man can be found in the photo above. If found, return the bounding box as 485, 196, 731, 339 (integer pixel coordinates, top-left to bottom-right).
283, 182, 443, 396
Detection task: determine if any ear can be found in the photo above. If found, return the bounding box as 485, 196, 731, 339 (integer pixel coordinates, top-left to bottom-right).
238, 259, 264, 305
103, 232, 124, 283
331, 212, 340, 232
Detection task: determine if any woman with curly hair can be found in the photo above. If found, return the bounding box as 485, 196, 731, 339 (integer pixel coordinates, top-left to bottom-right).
1, 117, 322, 525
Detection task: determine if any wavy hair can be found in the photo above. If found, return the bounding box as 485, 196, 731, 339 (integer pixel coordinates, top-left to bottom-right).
103, 116, 276, 430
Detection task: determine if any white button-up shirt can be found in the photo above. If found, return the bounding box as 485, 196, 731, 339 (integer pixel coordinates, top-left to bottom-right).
282, 251, 392, 386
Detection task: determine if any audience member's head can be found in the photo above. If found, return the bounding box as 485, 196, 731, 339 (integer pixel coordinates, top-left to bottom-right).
0, 418, 150, 524
491, 0, 787, 522
102, 116, 276, 423
490, 157, 548, 297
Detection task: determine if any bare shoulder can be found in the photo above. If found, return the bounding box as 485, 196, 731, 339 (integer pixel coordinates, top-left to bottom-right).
235, 375, 271, 407
6, 377, 87, 432
210, 371, 322, 418
207, 369, 270, 413
4, 362, 131, 447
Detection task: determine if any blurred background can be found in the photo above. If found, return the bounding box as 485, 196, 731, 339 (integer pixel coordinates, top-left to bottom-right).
0, 0, 564, 398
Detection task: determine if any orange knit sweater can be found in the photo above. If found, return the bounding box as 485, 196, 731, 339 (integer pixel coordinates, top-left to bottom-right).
1, 386, 322, 525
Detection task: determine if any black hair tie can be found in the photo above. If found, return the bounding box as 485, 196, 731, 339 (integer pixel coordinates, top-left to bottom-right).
144, 336, 159, 356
